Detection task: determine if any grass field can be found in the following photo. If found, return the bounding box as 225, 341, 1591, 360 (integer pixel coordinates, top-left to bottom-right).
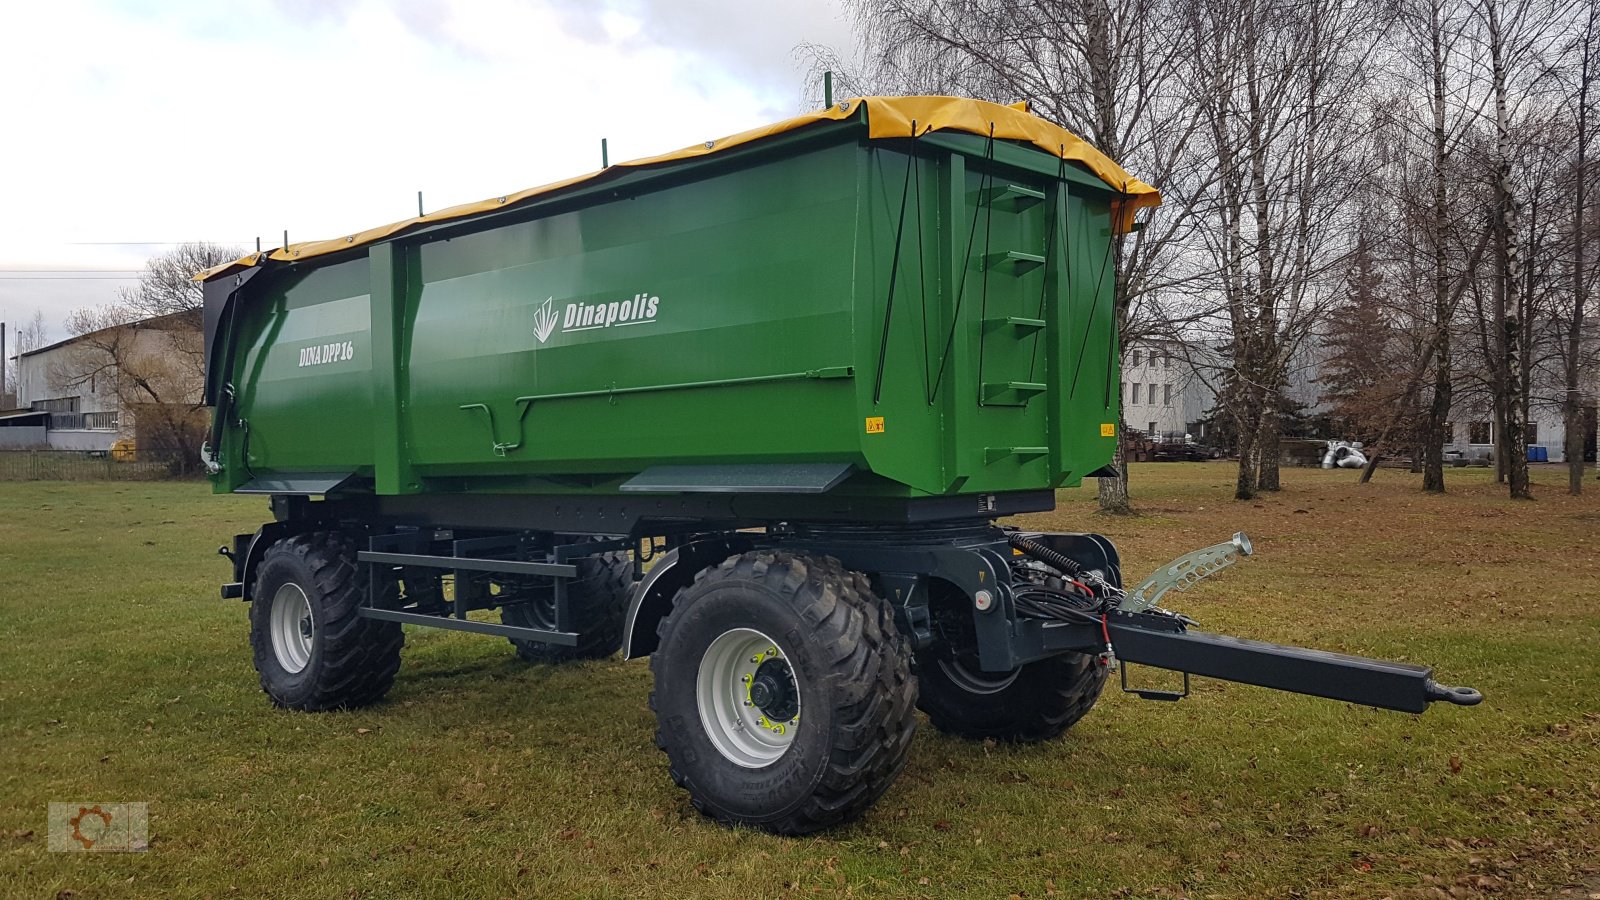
2, 463, 1598, 899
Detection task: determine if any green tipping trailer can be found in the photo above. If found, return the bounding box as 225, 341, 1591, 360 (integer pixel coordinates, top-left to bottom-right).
204, 96, 1478, 835
201, 99, 1137, 508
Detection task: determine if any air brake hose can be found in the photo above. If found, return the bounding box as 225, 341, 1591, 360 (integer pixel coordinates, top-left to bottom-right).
1006, 533, 1085, 579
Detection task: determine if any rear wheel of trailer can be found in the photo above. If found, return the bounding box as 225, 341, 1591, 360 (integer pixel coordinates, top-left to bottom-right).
249, 532, 404, 711
648, 551, 918, 834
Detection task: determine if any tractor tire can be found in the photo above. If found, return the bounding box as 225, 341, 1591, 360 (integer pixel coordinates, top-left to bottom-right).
250, 531, 404, 711
915, 651, 1107, 743
502, 551, 632, 663
649, 551, 918, 835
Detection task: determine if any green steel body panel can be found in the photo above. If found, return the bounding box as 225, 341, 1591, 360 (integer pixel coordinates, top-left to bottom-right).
210, 117, 1122, 509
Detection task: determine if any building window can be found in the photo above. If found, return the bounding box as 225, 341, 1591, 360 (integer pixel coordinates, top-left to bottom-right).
1164, 352, 1172, 368
1148, 384, 1158, 405
1148, 421, 1158, 437
1131, 349, 1142, 365
1163, 383, 1172, 406
38, 397, 80, 413
1525, 423, 1538, 444
1469, 422, 1491, 444
1131, 383, 1140, 405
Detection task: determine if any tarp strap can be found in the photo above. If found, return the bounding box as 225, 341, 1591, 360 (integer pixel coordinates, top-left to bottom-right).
1067, 182, 1121, 402
1028, 149, 1071, 384
1101, 180, 1138, 410
929, 123, 997, 405
872, 123, 923, 406
912, 128, 931, 401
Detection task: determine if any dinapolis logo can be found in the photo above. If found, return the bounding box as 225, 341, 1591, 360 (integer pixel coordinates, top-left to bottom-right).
532, 292, 661, 344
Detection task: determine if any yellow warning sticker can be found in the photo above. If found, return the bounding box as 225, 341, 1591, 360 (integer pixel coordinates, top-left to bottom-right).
1100, 423, 1116, 437
865, 416, 886, 434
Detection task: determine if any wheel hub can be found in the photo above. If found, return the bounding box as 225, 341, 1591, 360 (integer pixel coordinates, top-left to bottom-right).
269, 582, 314, 674
749, 659, 798, 723
695, 627, 803, 768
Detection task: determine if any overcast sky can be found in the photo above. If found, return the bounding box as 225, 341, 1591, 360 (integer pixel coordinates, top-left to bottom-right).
0, 0, 855, 346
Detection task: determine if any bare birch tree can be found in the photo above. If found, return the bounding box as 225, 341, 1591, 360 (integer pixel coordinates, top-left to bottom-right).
1461, 0, 1574, 499
1376, 0, 1487, 491
1181, 0, 1373, 499
1556, 2, 1598, 493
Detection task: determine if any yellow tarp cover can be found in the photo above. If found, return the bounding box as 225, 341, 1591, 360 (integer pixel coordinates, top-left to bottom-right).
197, 95, 1160, 283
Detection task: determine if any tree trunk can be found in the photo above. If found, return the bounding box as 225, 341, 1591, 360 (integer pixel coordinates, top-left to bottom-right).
1099, 215, 1135, 514
1234, 385, 1260, 500
1257, 406, 1281, 490
1487, 0, 1531, 500
1235, 432, 1257, 500
1097, 425, 1133, 514
1423, 346, 1451, 491
1566, 6, 1594, 495
1422, 0, 1452, 494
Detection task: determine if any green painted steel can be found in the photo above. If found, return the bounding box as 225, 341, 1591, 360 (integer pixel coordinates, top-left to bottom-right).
210, 115, 1123, 502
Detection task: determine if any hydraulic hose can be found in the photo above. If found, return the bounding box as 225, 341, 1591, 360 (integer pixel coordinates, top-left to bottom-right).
1006, 533, 1085, 579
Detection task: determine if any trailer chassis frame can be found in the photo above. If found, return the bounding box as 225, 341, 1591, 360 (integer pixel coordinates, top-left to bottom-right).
221, 505, 1479, 715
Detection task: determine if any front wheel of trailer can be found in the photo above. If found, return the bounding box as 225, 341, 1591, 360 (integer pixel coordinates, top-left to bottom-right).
649, 551, 917, 835
915, 651, 1107, 743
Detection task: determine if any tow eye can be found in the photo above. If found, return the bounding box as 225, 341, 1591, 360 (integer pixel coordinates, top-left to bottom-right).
1424, 681, 1484, 706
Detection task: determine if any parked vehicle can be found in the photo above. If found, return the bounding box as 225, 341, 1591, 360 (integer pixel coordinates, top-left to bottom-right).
202, 96, 1479, 834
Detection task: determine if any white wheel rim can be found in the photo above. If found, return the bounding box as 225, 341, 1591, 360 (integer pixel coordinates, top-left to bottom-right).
695, 627, 802, 768
938, 657, 1021, 695
269, 583, 314, 674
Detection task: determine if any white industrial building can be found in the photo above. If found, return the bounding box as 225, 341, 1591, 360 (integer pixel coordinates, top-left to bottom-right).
0, 313, 199, 453
1442, 321, 1598, 465
1120, 341, 1220, 442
